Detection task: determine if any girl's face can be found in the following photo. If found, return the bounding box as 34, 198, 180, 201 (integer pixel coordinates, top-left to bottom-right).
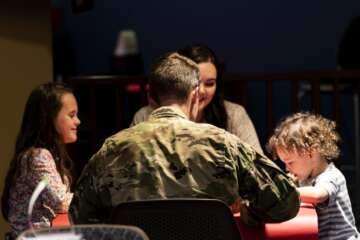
198, 62, 217, 113
54, 93, 81, 144
276, 147, 314, 182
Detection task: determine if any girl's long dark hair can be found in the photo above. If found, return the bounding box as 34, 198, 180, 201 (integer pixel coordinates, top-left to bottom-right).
178, 44, 228, 129
1, 82, 73, 220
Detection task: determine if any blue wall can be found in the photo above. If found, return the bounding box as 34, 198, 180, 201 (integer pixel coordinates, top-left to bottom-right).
55, 0, 360, 74
53, 0, 360, 148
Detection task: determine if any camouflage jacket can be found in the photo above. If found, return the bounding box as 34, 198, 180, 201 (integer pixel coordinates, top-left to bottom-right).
70, 106, 299, 225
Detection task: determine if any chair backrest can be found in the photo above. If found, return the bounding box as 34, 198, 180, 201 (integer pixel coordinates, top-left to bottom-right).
108, 198, 242, 240
16, 224, 149, 240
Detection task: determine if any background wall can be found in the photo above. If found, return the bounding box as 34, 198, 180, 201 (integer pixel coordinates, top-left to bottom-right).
0, 0, 52, 236
55, 0, 360, 75
53, 0, 360, 159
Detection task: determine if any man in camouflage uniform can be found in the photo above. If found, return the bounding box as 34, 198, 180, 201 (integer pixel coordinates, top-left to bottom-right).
70, 53, 300, 225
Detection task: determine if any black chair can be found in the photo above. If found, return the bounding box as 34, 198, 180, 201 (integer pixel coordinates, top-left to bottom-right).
16, 224, 149, 240
108, 198, 242, 240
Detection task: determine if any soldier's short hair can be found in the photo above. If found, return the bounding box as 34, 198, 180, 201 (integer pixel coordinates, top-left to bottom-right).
148, 52, 200, 105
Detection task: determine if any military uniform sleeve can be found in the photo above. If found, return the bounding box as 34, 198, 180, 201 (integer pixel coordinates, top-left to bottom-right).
235, 143, 300, 225
69, 155, 109, 224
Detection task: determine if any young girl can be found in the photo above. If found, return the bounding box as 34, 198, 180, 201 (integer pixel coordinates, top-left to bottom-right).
1, 83, 80, 239
267, 112, 359, 240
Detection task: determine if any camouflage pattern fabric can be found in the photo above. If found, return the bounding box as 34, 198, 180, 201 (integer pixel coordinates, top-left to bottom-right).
70, 107, 299, 225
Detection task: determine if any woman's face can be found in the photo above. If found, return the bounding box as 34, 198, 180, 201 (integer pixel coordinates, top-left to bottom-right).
54, 93, 81, 144
198, 62, 217, 113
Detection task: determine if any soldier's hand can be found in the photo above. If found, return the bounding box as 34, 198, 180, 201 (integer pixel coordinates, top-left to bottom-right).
230, 198, 243, 213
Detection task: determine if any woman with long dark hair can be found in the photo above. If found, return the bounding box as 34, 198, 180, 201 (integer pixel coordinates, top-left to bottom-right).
131, 44, 263, 153
2, 82, 80, 238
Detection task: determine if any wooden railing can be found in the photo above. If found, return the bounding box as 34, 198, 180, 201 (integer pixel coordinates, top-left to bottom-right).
66, 75, 148, 154
224, 70, 360, 133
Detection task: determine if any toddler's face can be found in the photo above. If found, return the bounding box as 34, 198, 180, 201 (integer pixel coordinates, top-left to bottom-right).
276, 147, 313, 182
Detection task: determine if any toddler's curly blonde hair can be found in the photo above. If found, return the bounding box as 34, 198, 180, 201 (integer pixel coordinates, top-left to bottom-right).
267, 112, 341, 162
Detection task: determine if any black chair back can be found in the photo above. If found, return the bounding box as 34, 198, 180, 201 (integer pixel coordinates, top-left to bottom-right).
109, 198, 242, 240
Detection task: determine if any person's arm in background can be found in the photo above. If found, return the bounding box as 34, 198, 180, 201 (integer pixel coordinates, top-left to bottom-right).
225, 101, 263, 154
30, 149, 73, 213
235, 142, 300, 226
129, 105, 154, 127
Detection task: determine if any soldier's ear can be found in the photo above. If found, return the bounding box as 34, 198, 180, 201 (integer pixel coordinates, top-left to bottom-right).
189, 86, 199, 121
192, 86, 200, 101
